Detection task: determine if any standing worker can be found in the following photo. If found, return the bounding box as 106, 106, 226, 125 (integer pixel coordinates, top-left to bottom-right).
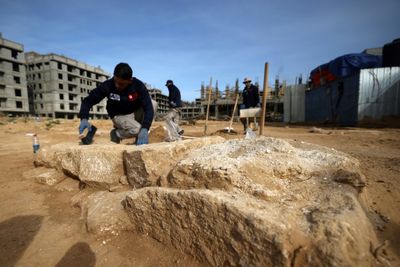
165, 80, 184, 137
78, 62, 156, 145
240, 77, 260, 131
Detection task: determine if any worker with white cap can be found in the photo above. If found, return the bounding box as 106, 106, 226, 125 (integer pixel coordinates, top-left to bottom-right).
240, 77, 260, 131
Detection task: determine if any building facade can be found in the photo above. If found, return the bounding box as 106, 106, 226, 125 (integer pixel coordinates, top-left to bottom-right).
0, 34, 29, 115
148, 88, 169, 116
25, 52, 110, 119
181, 104, 202, 119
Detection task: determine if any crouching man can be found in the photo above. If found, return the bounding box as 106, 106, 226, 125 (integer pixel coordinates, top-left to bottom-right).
78, 62, 156, 145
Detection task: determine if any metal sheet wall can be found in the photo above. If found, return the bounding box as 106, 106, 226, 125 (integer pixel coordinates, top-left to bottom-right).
305, 75, 359, 126
358, 67, 400, 120
283, 84, 306, 123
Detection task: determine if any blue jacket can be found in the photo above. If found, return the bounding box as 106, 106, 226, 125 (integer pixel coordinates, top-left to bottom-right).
167, 84, 182, 108
242, 84, 260, 108
78, 78, 154, 130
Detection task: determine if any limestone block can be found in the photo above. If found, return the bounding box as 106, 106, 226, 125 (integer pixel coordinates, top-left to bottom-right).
36, 143, 127, 189
70, 136, 380, 266
81, 191, 134, 236
54, 178, 80, 192
22, 167, 65, 186
168, 137, 366, 199
123, 136, 225, 188
124, 187, 378, 267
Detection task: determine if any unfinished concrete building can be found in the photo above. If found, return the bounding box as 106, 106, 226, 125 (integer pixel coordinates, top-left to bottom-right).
148, 87, 202, 120
0, 34, 29, 115
181, 104, 202, 120
148, 88, 169, 115
25, 52, 110, 119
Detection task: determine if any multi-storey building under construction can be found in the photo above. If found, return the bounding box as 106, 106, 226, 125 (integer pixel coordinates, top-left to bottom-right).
0, 33, 29, 115
25, 51, 110, 119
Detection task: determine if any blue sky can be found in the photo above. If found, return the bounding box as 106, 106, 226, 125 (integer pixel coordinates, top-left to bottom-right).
1, 0, 399, 101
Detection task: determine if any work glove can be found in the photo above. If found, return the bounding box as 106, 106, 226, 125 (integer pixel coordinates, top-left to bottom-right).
79, 119, 91, 135
256, 103, 261, 108
239, 104, 246, 109
170, 101, 177, 108
136, 128, 149, 145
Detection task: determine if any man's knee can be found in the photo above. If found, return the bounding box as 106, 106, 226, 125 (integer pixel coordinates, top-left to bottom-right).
113, 114, 141, 138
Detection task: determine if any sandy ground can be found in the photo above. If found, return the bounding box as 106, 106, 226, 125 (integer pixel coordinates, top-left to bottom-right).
0, 116, 399, 266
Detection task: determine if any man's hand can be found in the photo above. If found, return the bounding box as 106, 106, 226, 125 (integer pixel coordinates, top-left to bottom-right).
256, 103, 261, 108
239, 104, 246, 109
136, 128, 148, 145
170, 101, 177, 108
79, 119, 91, 135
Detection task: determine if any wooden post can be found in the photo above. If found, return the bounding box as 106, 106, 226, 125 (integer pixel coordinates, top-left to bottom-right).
204, 77, 213, 136
228, 93, 239, 133
260, 62, 268, 135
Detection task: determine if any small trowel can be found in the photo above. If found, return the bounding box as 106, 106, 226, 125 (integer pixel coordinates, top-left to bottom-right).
79, 125, 97, 145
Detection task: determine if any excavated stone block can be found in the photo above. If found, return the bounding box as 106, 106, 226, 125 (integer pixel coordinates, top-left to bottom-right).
35, 137, 225, 189
168, 137, 366, 199
80, 191, 134, 236
22, 167, 65, 186
123, 136, 225, 188
36, 136, 380, 266
36, 143, 128, 189
124, 187, 377, 267
54, 178, 80, 192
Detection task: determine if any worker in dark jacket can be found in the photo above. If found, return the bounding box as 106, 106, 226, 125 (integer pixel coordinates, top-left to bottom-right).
78, 62, 156, 145
165, 80, 184, 138
240, 77, 260, 131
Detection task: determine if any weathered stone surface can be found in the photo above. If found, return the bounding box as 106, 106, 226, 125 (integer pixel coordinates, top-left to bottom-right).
121, 137, 378, 266
36, 136, 381, 266
36, 143, 128, 189
168, 137, 366, 199
124, 187, 377, 267
148, 125, 168, 143
54, 177, 80, 192
80, 191, 134, 235
35, 137, 225, 189
22, 167, 65, 186
119, 175, 129, 185
123, 136, 225, 188
70, 190, 95, 210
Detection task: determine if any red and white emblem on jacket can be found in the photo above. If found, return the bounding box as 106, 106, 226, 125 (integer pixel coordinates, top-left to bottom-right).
128, 92, 138, 101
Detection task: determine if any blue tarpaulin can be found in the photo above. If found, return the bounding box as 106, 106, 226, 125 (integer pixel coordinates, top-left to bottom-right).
309, 53, 382, 86
327, 53, 382, 78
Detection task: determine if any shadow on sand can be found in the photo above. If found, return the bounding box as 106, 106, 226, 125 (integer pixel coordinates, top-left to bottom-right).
55, 242, 96, 267
0, 215, 43, 266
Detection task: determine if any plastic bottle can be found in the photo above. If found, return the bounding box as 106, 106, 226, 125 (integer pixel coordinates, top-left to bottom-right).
33, 134, 40, 154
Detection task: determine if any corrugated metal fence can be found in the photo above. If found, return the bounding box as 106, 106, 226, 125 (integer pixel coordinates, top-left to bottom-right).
305, 75, 359, 126
358, 67, 400, 120
304, 67, 400, 126
283, 84, 306, 123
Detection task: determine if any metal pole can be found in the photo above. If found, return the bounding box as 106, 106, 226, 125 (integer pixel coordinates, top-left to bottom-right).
260, 62, 268, 135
